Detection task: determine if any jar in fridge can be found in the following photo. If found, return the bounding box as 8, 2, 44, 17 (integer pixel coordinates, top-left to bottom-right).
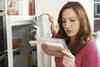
7, 0, 22, 15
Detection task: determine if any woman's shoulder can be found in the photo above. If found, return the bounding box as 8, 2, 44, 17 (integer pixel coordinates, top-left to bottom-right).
76, 38, 99, 67
80, 37, 97, 54
86, 37, 96, 45
77, 37, 96, 55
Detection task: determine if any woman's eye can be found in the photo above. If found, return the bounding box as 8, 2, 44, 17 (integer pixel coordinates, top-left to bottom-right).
62, 21, 65, 23
62, 20, 66, 23
70, 19, 75, 22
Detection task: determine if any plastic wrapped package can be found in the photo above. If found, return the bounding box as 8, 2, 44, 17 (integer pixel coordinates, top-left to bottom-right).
37, 37, 68, 57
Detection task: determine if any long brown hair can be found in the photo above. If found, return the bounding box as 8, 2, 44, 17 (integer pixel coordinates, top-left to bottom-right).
56, 2, 91, 55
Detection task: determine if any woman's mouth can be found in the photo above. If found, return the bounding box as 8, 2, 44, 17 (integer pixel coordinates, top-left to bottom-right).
67, 30, 72, 33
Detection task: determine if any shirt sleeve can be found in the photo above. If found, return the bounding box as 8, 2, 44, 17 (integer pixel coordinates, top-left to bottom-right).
81, 41, 99, 67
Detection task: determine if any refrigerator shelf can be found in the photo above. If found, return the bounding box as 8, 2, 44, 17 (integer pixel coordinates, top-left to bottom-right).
11, 21, 32, 27
8, 16, 35, 27
13, 46, 21, 52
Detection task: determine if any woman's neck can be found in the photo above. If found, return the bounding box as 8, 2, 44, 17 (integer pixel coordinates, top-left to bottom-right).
70, 36, 76, 43
68, 37, 76, 48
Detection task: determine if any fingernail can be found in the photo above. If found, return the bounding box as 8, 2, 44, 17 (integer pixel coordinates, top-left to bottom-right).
61, 49, 65, 53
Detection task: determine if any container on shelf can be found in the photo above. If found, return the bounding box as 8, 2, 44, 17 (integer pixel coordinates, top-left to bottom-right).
29, 0, 35, 15
7, 0, 22, 15
12, 38, 21, 49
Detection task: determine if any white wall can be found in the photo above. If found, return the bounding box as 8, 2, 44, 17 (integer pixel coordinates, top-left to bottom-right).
35, 0, 68, 20
22, 0, 29, 15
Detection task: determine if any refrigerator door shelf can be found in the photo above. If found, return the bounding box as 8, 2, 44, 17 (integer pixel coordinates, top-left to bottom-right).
8, 16, 35, 27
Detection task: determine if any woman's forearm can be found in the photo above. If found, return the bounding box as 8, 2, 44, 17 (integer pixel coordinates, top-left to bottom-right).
50, 22, 59, 34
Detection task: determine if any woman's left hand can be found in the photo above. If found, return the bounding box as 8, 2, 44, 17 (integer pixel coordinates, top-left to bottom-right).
61, 49, 75, 67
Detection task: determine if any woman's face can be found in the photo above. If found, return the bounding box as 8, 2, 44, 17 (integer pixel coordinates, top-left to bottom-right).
62, 8, 80, 38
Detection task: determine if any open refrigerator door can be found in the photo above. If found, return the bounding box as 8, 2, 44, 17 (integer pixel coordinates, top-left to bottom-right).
30, 15, 53, 67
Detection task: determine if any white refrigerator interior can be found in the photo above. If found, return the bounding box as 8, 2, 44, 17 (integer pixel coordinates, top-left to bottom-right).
8, 15, 53, 67
8, 16, 34, 67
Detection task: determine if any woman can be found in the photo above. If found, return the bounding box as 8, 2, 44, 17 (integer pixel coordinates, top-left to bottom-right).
41, 2, 99, 67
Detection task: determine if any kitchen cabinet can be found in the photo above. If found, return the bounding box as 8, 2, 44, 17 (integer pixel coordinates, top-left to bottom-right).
94, 0, 100, 32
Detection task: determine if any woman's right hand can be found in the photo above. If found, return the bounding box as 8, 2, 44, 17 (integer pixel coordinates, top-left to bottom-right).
61, 49, 75, 67
41, 13, 59, 35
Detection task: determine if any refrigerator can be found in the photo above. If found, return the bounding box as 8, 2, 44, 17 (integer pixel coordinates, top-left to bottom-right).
7, 15, 55, 67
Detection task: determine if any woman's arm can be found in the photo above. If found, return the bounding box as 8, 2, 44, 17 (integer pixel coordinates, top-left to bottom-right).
41, 13, 59, 35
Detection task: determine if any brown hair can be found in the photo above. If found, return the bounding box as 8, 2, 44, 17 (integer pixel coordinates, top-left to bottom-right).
56, 2, 91, 55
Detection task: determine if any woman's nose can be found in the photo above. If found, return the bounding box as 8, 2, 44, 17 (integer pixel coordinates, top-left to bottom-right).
65, 22, 71, 28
